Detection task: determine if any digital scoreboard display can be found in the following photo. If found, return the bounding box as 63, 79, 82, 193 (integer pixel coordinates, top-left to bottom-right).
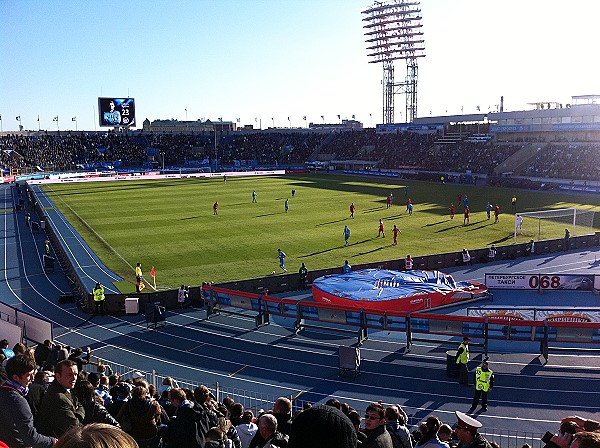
98, 97, 136, 127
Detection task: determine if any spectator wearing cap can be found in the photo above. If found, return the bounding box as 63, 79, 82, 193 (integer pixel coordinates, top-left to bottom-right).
469, 360, 494, 413
454, 411, 491, 448
288, 405, 357, 448
249, 413, 288, 448
131, 370, 146, 381
364, 402, 393, 448
456, 337, 470, 386
0, 354, 57, 448
272, 397, 293, 435
386, 405, 413, 448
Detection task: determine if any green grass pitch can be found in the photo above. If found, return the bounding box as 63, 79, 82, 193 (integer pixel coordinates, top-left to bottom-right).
42, 174, 600, 292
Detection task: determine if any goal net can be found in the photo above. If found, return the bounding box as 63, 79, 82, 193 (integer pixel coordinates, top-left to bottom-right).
514, 208, 595, 243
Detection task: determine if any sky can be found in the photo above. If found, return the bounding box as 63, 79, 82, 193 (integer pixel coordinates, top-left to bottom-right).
1, 0, 599, 132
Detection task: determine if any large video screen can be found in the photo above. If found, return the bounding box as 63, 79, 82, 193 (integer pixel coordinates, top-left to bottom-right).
98, 97, 136, 127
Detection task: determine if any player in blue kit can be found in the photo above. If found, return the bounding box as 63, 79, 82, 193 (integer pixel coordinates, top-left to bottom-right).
277, 248, 287, 272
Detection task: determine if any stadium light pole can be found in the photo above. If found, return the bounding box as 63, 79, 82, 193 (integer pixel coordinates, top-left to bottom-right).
362, 0, 426, 124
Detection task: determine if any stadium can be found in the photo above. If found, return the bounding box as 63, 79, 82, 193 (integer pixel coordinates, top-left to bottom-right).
1, 2, 600, 448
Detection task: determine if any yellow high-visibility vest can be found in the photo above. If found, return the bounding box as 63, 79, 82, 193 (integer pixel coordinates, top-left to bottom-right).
93, 286, 105, 302
456, 343, 469, 364
475, 366, 493, 391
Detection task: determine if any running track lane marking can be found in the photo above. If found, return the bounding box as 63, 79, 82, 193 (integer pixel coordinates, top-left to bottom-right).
229, 365, 248, 377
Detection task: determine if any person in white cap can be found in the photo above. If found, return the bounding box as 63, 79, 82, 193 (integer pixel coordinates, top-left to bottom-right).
454, 411, 491, 448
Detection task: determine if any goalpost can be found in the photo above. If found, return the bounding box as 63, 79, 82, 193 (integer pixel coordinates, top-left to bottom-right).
514, 208, 595, 243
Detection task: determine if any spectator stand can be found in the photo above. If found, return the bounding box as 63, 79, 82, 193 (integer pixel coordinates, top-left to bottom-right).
80, 352, 546, 448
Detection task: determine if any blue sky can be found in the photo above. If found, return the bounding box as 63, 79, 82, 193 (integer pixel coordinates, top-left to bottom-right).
1, 0, 599, 132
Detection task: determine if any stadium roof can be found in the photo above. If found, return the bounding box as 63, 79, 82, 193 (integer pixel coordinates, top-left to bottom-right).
413, 113, 487, 125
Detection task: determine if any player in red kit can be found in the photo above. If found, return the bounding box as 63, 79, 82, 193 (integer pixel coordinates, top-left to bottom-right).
392, 224, 400, 246
378, 219, 385, 237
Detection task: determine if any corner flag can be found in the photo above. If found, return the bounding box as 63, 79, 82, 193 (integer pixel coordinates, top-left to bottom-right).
150, 266, 156, 288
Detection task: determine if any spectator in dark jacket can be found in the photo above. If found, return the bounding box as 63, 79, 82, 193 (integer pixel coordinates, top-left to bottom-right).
26, 370, 49, 425
272, 397, 293, 436
162, 387, 203, 448
0, 354, 56, 448
68, 347, 91, 373
249, 413, 288, 448
72, 379, 119, 426
34, 340, 53, 368
364, 402, 393, 448
117, 382, 166, 448
37, 359, 85, 438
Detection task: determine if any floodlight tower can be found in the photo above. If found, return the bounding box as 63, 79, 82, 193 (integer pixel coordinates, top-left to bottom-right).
362, 1, 425, 124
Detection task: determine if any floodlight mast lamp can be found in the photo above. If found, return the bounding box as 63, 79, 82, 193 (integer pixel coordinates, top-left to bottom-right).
362, 0, 425, 124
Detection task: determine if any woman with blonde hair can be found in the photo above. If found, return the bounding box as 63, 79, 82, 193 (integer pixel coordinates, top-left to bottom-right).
55, 423, 138, 448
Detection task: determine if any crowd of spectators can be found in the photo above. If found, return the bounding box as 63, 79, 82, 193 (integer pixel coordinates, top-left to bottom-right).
524, 144, 600, 180
1, 338, 600, 448
2, 131, 600, 181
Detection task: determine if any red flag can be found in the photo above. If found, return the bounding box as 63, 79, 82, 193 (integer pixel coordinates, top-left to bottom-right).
150, 266, 155, 278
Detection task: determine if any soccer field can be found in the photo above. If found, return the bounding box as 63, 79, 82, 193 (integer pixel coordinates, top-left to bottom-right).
42, 174, 600, 291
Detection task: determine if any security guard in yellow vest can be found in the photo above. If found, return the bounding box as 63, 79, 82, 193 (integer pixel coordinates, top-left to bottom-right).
135, 263, 143, 293
456, 336, 470, 385
93, 282, 105, 315
469, 359, 494, 412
